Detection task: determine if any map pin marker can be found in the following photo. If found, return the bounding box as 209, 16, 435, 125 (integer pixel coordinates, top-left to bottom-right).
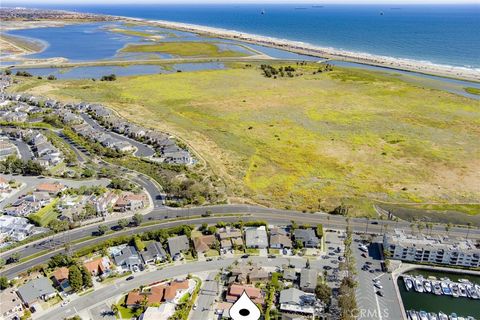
229, 291, 261, 320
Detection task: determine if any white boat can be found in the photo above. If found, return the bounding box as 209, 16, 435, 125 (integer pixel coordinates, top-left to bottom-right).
466, 284, 479, 299
441, 281, 452, 295
450, 283, 460, 298
424, 280, 432, 293
475, 284, 480, 297
458, 283, 468, 298
450, 313, 458, 320
419, 311, 429, 320
404, 276, 414, 291
458, 317, 466, 320
433, 281, 443, 295
415, 277, 425, 293
408, 310, 420, 320
458, 278, 471, 283
429, 313, 439, 320
438, 312, 449, 320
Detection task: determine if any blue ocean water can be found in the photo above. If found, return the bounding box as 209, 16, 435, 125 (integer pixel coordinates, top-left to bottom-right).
5, 3, 480, 69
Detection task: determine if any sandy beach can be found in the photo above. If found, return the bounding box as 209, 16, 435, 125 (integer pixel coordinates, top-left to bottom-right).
125, 17, 480, 83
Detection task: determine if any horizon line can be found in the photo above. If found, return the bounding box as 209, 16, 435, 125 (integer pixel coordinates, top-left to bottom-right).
2, 1, 480, 5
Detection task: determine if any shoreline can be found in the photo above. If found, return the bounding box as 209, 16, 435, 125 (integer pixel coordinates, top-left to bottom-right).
121, 16, 480, 83
1, 9, 479, 82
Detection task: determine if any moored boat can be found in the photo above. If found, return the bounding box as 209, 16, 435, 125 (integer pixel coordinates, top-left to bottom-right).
458, 283, 468, 298
441, 281, 452, 295
408, 310, 420, 320
415, 277, 425, 293
429, 313, 439, 320
424, 280, 432, 293
438, 312, 449, 320
450, 313, 458, 320
433, 281, 443, 295
404, 276, 414, 291
419, 311, 429, 320
450, 283, 460, 298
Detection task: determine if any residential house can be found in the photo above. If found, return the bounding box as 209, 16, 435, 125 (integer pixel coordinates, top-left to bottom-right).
0, 140, 17, 160
245, 226, 268, 249
113, 246, 143, 272
0, 215, 35, 241
279, 288, 316, 315
217, 227, 243, 250
51, 267, 71, 292
226, 284, 264, 305
283, 268, 297, 282
193, 234, 216, 254
114, 193, 146, 212
299, 269, 317, 293
0, 176, 10, 191
294, 229, 320, 248
0, 288, 23, 320
230, 262, 269, 284
141, 241, 167, 264
167, 235, 190, 259
16, 277, 56, 307
83, 256, 111, 277
270, 227, 292, 249
36, 182, 65, 195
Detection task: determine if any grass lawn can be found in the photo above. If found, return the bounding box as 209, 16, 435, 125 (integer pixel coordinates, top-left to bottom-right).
205, 249, 220, 257
28, 198, 59, 226
117, 304, 143, 319
12, 63, 480, 217
245, 248, 259, 255
121, 41, 249, 58
269, 249, 280, 255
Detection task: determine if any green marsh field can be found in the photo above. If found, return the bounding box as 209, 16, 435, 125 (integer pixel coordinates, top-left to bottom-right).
12, 63, 480, 217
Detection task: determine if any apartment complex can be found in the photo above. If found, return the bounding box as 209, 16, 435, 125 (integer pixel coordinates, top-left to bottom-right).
383, 230, 480, 268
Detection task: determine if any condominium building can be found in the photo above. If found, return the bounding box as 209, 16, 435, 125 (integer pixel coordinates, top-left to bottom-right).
383, 230, 480, 268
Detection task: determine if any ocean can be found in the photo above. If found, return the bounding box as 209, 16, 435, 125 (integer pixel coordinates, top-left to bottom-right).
3, 3, 480, 70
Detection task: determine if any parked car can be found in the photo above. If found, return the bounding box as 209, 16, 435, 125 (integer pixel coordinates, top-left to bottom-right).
126, 276, 134, 281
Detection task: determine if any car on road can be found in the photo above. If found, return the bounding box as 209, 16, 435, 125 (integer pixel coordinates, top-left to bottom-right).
126, 276, 134, 281
371, 221, 379, 225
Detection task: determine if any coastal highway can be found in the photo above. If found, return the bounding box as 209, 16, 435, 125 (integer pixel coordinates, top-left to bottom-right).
1, 204, 479, 279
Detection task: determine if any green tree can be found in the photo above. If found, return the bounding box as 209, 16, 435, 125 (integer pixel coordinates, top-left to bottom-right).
98, 225, 108, 235
81, 265, 93, 288
0, 276, 9, 289
315, 282, 332, 305
118, 218, 129, 229
68, 265, 83, 292
20, 308, 31, 320
132, 213, 143, 227
133, 236, 146, 251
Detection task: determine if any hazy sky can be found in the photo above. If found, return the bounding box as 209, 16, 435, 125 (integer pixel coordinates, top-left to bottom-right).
4, 0, 480, 4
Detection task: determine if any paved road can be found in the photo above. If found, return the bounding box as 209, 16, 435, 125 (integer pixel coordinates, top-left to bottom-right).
190, 272, 218, 320
2, 204, 479, 279
80, 114, 155, 157
9, 138, 33, 160
35, 259, 236, 320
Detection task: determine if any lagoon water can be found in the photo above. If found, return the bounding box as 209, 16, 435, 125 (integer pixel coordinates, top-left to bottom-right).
6, 3, 480, 69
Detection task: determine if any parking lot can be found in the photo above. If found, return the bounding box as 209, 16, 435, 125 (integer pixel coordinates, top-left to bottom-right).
354, 235, 403, 320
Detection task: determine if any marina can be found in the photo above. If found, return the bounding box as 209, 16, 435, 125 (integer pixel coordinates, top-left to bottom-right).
398, 270, 480, 318
402, 275, 480, 300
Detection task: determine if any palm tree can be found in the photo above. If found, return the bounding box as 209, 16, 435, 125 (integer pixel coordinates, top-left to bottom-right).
111, 304, 118, 316
445, 223, 452, 236
466, 222, 472, 239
